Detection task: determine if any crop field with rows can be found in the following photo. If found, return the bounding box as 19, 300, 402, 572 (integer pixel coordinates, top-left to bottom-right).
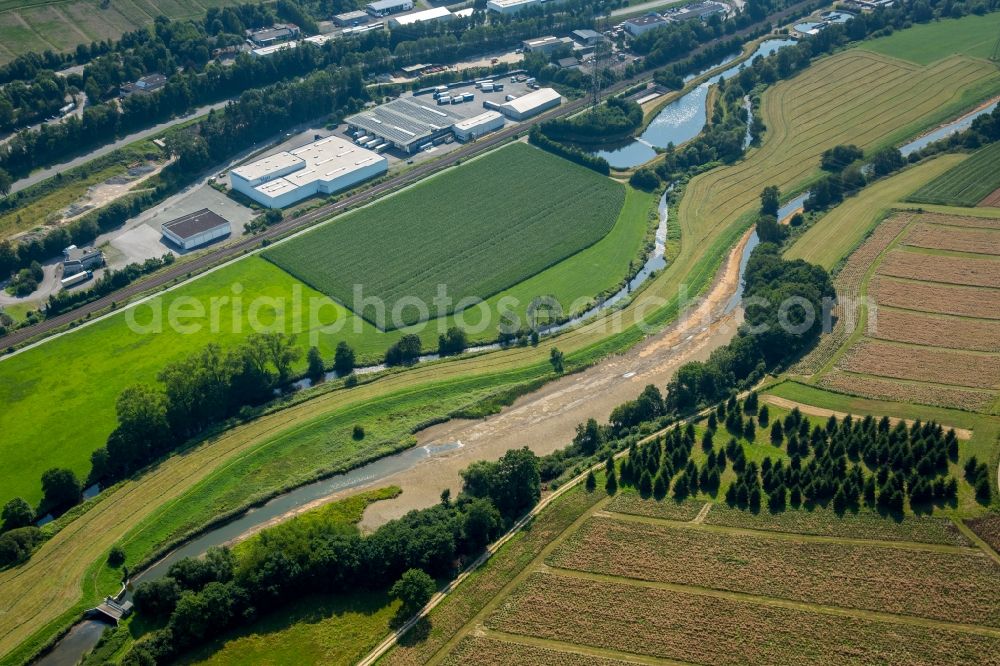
547, 514, 1000, 626
909, 141, 1000, 207
485, 572, 1000, 666
264, 144, 626, 328
903, 222, 1000, 255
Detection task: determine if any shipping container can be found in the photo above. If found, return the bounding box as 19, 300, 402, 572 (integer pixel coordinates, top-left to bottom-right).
365, 139, 380, 148
437, 96, 451, 105
481, 83, 494, 92
525, 77, 536, 84
451, 96, 463, 104
494, 83, 504, 91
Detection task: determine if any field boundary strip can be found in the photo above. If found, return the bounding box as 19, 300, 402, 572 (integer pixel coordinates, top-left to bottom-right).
593, 509, 982, 554
479, 628, 694, 666
538, 566, 1000, 638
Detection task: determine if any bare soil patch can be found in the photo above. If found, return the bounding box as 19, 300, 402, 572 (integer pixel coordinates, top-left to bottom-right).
868, 308, 1000, 352
965, 515, 1000, 554
487, 572, 1000, 666
872, 277, 1000, 320
819, 370, 996, 412
905, 223, 1000, 256
547, 515, 1000, 627
838, 339, 1000, 389
979, 186, 1000, 208
878, 250, 1000, 288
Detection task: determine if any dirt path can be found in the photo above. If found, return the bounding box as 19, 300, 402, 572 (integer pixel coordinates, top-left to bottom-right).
760, 395, 974, 440
354, 230, 751, 529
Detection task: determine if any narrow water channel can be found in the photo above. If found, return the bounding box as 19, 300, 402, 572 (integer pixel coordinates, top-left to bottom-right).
34, 83, 1000, 666
592, 38, 799, 169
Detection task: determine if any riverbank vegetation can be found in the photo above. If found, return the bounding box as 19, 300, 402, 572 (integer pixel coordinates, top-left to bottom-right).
539, 97, 643, 144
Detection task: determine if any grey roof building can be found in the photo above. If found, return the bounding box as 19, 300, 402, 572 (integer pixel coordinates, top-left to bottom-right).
346, 98, 461, 153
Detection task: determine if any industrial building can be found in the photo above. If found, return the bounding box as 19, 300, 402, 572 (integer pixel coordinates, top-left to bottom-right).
230, 136, 388, 208
453, 7, 475, 18
303, 34, 336, 46
161, 209, 231, 250
522, 35, 573, 54
346, 98, 461, 153
452, 111, 505, 142
571, 29, 605, 45
389, 6, 452, 27
487, 0, 539, 13
498, 87, 561, 120
366, 0, 414, 17
251, 42, 297, 57
246, 23, 300, 47
665, 1, 726, 22
624, 14, 669, 36
334, 9, 370, 26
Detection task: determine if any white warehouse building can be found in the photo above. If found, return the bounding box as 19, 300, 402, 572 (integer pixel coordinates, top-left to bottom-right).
499, 87, 561, 121
487, 0, 539, 13
161, 209, 231, 250
388, 6, 452, 28
230, 136, 388, 209
452, 111, 505, 142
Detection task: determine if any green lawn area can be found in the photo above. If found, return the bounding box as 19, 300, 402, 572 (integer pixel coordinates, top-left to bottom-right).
858, 12, 1000, 65
0, 153, 651, 508
909, 141, 1000, 206
263, 143, 626, 328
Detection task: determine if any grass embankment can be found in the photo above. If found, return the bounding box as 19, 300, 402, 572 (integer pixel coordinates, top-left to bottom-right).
908, 141, 1000, 207
263, 144, 626, 327
0, 145, 652, 508
6, 25, 1000, 663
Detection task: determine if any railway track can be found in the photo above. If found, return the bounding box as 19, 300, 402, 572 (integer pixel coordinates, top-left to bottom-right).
0, 1, 813, 351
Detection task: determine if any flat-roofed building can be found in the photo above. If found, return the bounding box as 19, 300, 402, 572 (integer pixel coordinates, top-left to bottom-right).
246, 23, 300, 47
229, 136, 388, 208
498, 87, 561, 120
571, 28, 605, 45
303, 34, 335, 46
487, 0, 540, 13
389, 6, 452, 27
366, 0, 414, 17
522, 35, 573, 54
251, 41, 297, 57
161, 209, 231, 250
334, 9, 370, 26
452, 111, 505, 141
119, 74, 167, 97
346, 97, 462, 153
623, 14, 668, 36
453, 7, 475, 18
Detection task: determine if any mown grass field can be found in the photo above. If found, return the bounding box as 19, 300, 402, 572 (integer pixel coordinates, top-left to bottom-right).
0, 159, 650, 510
679, 49, 1000, 259
264, 144, 626, 328
0, 0, 247, 63
909, 141, 1000, 206
858, 11, 1000, 65
784, 155, 965, 269
7, 16, 1000, 663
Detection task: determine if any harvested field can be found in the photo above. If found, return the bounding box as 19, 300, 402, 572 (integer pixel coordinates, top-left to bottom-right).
872, 277, 1000, 320
878, 249, 1000, 288
488, 573, 1000, 666
904, 223, 1000, 256
916, 212, 1000, 229
792, 215, 912, 375
966, 515, 1000, 554
547, 515, 1000, 626
442, 635, 637, 666
837, 339, 1000, 389
868, 308, 1000, 352
819, 369, 996, 413
604, 492, 704, 521
703, 505, 970, 546
982, 187, 1000, 208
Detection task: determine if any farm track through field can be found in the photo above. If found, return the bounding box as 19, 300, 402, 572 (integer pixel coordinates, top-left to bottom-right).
538, 566, 1000, 638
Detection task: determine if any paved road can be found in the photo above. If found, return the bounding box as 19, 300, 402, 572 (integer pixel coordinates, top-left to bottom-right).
8, 99, 232, 195
0, 0, 813, 351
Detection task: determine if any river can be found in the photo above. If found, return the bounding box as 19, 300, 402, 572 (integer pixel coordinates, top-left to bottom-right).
31, 67, 1000, 666
591, 38, 799, 169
